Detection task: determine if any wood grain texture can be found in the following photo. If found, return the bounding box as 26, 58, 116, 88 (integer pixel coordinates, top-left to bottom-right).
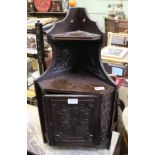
34, 7, 117, 148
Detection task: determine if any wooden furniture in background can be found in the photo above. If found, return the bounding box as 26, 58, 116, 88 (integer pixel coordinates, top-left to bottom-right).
27, 0, 67, 19
105, 17, 128, 33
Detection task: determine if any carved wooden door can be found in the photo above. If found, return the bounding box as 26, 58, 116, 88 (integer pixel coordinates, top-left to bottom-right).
44, 94, 101, 146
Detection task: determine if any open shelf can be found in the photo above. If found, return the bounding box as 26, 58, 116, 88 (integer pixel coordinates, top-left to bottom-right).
27, 12, 67, 18
28, 11, 67, 14
39, 71, 114, 94
50, 30, 101, 41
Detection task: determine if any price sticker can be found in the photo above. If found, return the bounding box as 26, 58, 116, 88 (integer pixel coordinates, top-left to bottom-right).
67, 98, 78, 104
94, 87, 105, 91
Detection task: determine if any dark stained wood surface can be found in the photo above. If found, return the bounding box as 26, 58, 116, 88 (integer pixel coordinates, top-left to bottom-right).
50, 30, 101, 41
44, 94, 101, 146
39, 71, 114, 94
34, 8, 117, 148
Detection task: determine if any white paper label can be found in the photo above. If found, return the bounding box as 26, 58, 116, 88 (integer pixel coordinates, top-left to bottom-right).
67, 98, 78, 104
94, 86, 105, 91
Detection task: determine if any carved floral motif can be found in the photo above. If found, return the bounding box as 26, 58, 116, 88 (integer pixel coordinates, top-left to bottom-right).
53, 104, 94, 142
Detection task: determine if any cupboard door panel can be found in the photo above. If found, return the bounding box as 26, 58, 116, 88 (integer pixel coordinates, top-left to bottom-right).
44, 94, 101, 146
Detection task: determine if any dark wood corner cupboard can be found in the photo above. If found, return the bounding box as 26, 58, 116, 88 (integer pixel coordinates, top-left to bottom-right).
34, 7, 117, 149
